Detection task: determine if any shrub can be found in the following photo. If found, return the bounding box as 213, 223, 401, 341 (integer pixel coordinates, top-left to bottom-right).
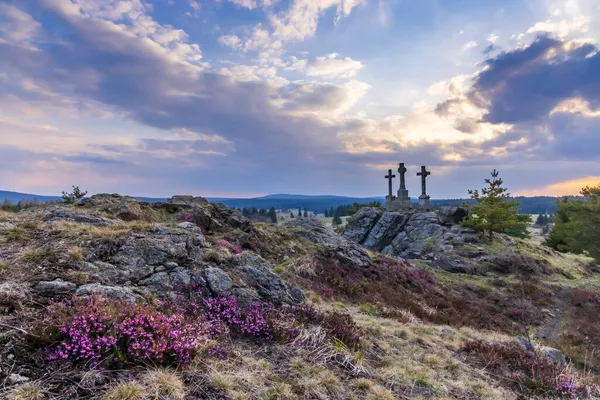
44, 289, 359, 368
461, 340, 580, 399
217, 239, 243, 254
47, 295, 209, 367
61, 185, 87, 204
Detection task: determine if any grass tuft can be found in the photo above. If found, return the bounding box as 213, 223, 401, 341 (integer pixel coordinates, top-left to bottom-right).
7, 382, 45, 400
141, 370, 185, 400
366, 386, 395, 400
103, 381, 147, 400
66, 246, 84, 262
20, 248, 58, 263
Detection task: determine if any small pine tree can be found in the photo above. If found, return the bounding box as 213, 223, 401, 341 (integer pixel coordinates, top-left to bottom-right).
290, 212, 295, 219
329, 207, 334, 218
303, 208, 308, 218
61, 185, 87, 204
461, 169, 528, 242
332, 214, 343, 226
298, 207, 302, 218
268, 207, 277, 224
324, 209, 329, 217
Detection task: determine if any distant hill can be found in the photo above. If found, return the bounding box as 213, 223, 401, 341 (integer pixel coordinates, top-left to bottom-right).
0, 190, 62, 204
0, 190, 579, 215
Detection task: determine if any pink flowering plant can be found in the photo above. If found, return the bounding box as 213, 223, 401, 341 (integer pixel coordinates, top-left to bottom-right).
45, 287, 362, 368
217, 239, 243, 254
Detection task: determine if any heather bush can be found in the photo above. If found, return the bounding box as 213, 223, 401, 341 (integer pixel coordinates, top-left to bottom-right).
44, 290, 361, 368
461, 340, 580, 399
217, 239, 243, 254
295, 252, 546, 333
46, 295, 208, 367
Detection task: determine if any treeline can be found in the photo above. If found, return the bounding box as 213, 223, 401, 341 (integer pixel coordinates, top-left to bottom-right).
1, 199, 58, 212
544, 187, 600, 262
238, 207, 278, 223
433, 196, 583, 214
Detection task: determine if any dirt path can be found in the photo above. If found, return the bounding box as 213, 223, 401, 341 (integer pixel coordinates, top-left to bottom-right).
534, 287, 573, 343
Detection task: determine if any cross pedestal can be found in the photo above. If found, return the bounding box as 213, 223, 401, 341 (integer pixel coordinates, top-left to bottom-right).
418, 194, 432, 211
416, 165, 432, 211
395, 162, 412, 209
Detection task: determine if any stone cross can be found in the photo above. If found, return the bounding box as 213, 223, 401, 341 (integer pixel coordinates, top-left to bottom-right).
417, 165, 431, 197
397, 162, 407, 190
385, 169, 396, 199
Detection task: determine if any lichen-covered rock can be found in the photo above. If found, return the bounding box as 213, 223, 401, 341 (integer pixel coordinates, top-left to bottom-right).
75, 284, 142, 303
139, 272, 173, 297
285, 218, 372, 268
438, 206, 469, 225
88, 225, 208, 281
342, 207, 383, 243
33, 279, 76, 295
362, 212, 408, 251
232, 287, 261, 309
77, 193, 146, 221
80, 261, 131, 284
235, 252, 304, 305
44, 209, 115, 226
204, 267, 233, 294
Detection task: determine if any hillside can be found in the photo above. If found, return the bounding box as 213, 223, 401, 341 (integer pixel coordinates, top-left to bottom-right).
1, 194, 599, 399
1, 190, 573, 215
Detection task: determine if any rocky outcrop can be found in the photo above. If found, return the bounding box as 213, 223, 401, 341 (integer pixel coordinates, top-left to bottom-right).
235, 253, 304, 305
438, 206, 469, 225
33, 279, 76, 296
44, 209, 116, 226
285, 218, 372, 268
342, 207, 382, 243
152, 196, 251, 232
204, 267, 233, 294
343, 207, 485, 273
77, 193, 145, 221
363, 212, 409, 251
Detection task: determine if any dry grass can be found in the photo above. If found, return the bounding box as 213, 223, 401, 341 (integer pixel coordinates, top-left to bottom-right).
67, 246, 85, 262
1, 227, 28, 242
6, 382, 46, 400
19, 248, 58, 263
259, 382, 295, 400
0, 261, 11, 273
141, 370, 185, 400
103, 381, 147, 400
204, 355, 274, 396
0, 210, 13, 222
365, 386, 395, 400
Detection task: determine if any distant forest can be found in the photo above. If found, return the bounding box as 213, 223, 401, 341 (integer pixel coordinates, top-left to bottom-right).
0, 190, 581, 215
220, 196, 579, 215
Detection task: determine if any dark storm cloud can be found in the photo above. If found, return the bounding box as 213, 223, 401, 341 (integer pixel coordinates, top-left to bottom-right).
470, 35, 600, 124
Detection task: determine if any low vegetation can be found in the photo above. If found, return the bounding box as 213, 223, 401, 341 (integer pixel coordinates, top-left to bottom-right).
1, 189, 599, 399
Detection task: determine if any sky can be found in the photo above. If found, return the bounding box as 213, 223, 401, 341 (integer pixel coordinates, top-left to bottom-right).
0, 0, 599, 199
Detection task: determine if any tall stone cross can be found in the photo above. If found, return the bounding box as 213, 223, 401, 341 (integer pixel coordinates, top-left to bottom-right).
398, 162, 407, 190
385, 169, 396, 200
417, 165, 431, 197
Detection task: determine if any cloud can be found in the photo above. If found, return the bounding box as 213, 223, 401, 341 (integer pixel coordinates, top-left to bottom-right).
306, 53, 364, 78
518, 176, 600, 196
0, 3, 41, 46
269, 0, 366, 42
463, 40, 477, 50
468, 35, 600, 124
527, 16, 590, 38
219, 34, 241, 49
